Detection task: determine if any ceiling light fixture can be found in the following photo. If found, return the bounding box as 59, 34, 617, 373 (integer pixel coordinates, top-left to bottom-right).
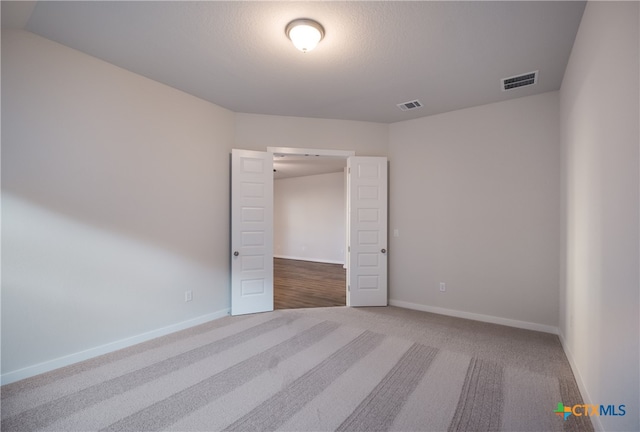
285, 19, 324, 53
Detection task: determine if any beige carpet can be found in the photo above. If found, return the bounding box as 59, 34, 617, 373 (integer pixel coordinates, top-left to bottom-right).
1, 306, 592, 431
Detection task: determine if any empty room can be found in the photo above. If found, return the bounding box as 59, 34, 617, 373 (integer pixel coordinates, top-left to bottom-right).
1, 1, 638, 431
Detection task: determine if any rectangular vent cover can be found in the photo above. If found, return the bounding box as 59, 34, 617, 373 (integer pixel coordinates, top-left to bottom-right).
501, 71, 538, 91
397, 100, 423, 111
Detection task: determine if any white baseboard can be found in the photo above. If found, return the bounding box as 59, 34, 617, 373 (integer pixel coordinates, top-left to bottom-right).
388, 299, 559, 335
1, 308, 230, 385
275, 255, 344, 265
557, 330, 601, 432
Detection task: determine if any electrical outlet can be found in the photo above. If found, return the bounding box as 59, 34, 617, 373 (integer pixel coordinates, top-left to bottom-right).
439, 283, 446, 292
185, 290, 193, 302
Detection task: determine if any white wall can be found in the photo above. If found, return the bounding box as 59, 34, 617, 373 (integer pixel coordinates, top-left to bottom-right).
235, 112, 388, 156
274, 172, 345, 264
1, 30, 235, 381
388, 92, 561, 331
559, 2, 639, 431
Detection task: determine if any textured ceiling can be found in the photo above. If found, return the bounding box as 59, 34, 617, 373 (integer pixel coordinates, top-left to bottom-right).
6, 1, 586, 124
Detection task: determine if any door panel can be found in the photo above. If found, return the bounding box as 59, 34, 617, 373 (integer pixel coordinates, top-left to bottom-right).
347, 157, 388, 307
231, 149, 274, 316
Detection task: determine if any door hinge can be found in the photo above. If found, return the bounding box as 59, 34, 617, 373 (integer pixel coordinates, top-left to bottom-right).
348, 285, 350, 292
348, 167, 351, 174
348, 246, 350, 252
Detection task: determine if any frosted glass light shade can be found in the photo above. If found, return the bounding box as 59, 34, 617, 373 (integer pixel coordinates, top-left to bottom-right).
286, 19, 324, 53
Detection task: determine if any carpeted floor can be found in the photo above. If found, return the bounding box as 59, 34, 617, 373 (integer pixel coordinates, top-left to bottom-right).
1, 306, 593, 431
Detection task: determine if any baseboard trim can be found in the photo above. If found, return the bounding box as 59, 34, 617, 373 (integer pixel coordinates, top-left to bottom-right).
275, 255, 345, 265
1, 308, 230, 385
557, 330, 601, 432
388, 299, 559, 335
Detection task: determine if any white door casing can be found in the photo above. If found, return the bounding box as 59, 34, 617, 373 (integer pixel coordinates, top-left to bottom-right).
231, 149, 274, 316
347, 157, 388, 307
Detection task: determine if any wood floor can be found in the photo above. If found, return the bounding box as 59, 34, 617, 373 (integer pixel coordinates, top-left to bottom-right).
274, 258, 346, 309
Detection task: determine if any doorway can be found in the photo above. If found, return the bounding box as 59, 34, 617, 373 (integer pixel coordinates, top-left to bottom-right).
272, 153, 348, 309
230, 148, 388, 316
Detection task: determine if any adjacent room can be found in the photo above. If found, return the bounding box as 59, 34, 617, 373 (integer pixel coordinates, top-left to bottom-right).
1, 1, 638, 431
273, 154, 347, 310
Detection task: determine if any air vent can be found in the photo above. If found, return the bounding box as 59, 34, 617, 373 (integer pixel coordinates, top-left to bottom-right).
397, 100, 423, 111
501, 71, 538, 91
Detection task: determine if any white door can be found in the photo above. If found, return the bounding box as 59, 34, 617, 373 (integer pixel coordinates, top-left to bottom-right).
231, 149, 274, 316
347, 157, 388, 306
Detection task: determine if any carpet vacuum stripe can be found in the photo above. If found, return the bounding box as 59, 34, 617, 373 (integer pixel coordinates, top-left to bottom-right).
336, 343, 439, 431
223, 331, 385, 432
1, 312, 292, 416
101, 321, 339, 431
37, 317, 325, 431
448, 358, 504, 432
273, 335, 416, 431
388, 349, 471, 431
165, 324, 369, 431
1, 315, 299, 432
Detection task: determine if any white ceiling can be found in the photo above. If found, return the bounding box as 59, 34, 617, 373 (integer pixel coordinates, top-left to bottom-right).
3, 1, 586, 124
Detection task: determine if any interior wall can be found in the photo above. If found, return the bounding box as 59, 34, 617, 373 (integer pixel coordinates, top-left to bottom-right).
1, 30, 235, 379
274, 172, 345, 264
559, 2, 640, 431
388, 92, 561, 330
234, 112, 388, 156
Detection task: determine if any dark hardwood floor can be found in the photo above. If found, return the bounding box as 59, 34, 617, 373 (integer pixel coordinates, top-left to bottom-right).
274, 258, 346, 309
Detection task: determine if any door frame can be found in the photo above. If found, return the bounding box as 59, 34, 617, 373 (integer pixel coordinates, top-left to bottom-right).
232, 147, 387, 313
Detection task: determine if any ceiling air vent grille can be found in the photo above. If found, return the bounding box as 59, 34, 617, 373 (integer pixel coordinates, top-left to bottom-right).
397, 100, 423, 111
501, 71, 538, 91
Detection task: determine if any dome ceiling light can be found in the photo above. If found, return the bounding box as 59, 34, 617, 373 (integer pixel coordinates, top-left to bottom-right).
285, 19, 325, 53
